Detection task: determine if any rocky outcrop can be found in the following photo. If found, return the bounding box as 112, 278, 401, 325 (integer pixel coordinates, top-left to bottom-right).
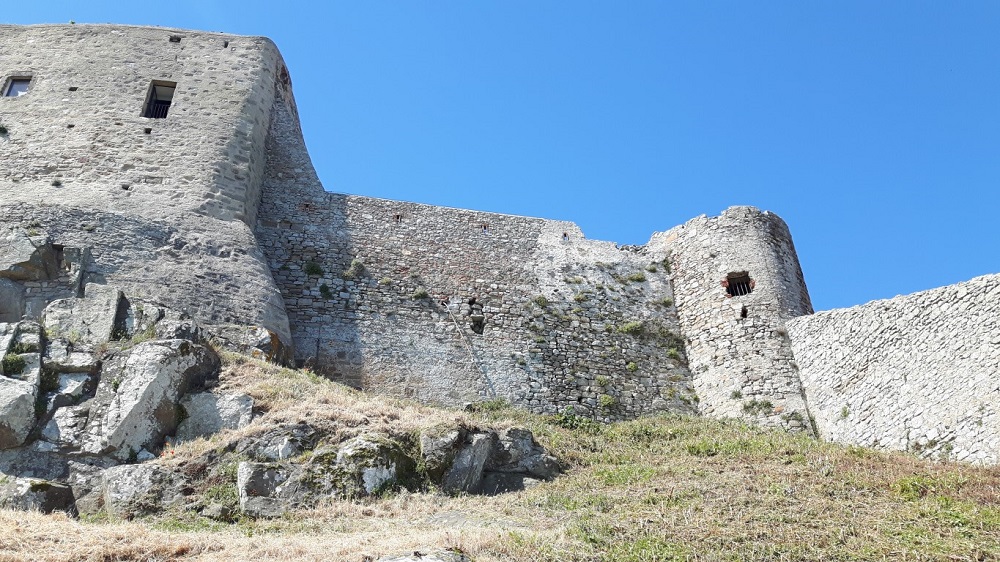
175, 392, 253, 442
376, 551, 471, 562
82, 339, 220, 460
102, 464, 186, 518
42, 285, 122, 351
0, 477, 74, 514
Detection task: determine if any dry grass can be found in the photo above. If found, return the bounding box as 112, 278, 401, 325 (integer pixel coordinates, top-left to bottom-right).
3, 356, 998, 561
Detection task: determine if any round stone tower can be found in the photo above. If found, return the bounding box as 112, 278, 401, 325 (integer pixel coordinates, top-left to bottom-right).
649, 206, 814, 432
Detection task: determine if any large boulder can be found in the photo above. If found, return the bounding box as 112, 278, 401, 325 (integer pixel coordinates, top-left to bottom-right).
0, 228, 59, 282
42, 285, 123, 351
44, 340, 98, 375
82, 339, 220, 460
102, 464, 186, 518
175, 392, 254, 442
236, 461, 295, 518
41, 404, 90, 449
235, 423, 318, 461
487, 427, 561, 480
0, 476, 74, 513
0, 377, 37, 449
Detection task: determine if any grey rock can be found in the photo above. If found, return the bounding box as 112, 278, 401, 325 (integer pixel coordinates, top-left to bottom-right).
0, 377, 37, 449
82, 339, 220, 459
44, 340, 98, 374
236, 461, 294, 518
0, 280, 25, 323
0, 476, 74, 513
329, 434, 417, 496
376, 551, 471, 562
41, 285, 123, 351
479, 472, 542, 495
419, 425, 464, 482
441, 432, 493, 494
42, 404, 90, 448
0, 228, 59, 282
176, 392, 254, 441
102, 464, 186, 518
487, 427, 560, 480
236, 423, 316, 461
201, 502, 235, 521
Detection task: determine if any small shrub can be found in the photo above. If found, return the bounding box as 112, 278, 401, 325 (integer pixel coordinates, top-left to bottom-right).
616, 321, 644, 336
840, 406, 850, 419
666, 348, 681, 360
378, 277, 392, 285
656, 297, 673, 307
411, 288, 430, 300
304, 261, 324, 276
595, 375, 610, 387
626, 272, 646, 283
742, 399, 774, 416
551, 407, 601, 433
342, 258, 365, 279
598, 394, 617, 410
625, 362, 638, 372
532, 295, 549, 307
564, 276, 584, 284
729, 390, 743, 400
573, 293, 588, 303
2, 354, 26, 376
319, 284, 332, 298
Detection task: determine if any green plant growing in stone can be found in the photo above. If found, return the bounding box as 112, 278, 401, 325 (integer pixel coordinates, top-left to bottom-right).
841, 406, 850, 419
411, 288, 430, 300
319, 284, 332, 299
304, 261, 324, 276
627, 272, 647, 283
342, 258, 365, 279
379, 277, 392, 285
645, 264, 658, 273
595, 375, 610, 387
616, 321, 644, 336
657, 297, 673, 307
598, 394, 617, 410
564, 276, 584, 284
730, 390, 743, 400
532, 295, 549, 307
2, 354, 26, 376
625, 362, 638, 372
573, 293, 588, 303
666, 348, 681, 361
742, 399, 774, 416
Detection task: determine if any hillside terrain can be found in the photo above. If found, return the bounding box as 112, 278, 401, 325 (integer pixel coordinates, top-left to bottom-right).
0, 353, 996, 562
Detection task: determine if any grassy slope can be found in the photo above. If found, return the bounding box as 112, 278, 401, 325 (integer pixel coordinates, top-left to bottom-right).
0, 356, 997, 562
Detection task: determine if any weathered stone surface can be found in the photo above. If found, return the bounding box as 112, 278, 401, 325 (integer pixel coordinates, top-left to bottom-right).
82, 339, 220, 459
0, 377, 37, 449
44, 340, 98, 374
419, 425, 464, 483
0, 228, 59, 282
41, 285, 122, 351
235, 423, 317, 461
176, 392, 254, 442
0, 477, 74, 513
487, 428, 560, 480
442, 432, 493, 494
376, 551, 471, 562
102, 464, 186, 518
237, 461, 294, 518
0, 280, 25, 323
330, 435, 417, 496
42, 404, 90, 449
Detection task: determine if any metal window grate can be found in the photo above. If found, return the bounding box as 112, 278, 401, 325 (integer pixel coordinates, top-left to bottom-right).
143, 82, 176, 119
726, 273, 753, 297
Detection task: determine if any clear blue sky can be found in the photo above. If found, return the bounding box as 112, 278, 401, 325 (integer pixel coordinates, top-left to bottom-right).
5, 2, 999, 311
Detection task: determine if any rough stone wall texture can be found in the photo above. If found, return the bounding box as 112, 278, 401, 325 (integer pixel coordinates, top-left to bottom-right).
649, 207, 814, 432
0, 24, 291, 344
787, 274, 1000, 464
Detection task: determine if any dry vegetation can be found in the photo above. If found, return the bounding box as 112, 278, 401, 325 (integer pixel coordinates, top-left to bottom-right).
1, 355, 998, 561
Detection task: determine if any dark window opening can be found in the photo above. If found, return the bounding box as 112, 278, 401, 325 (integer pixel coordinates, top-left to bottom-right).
393, 214, 402, 223
481, 224, 489, 233
169, 35, 182, 43
143, 81, 176, 119
725, 272, 754, 297
4, 78, 31, 97
740, 305, 748, 319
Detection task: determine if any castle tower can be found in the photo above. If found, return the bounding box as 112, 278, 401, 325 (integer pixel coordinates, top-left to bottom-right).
650, 206, 814, 431
0, 24, 292, 348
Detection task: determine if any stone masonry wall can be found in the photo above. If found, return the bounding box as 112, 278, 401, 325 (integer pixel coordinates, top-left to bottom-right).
255, 94, 697, 417
787, 274, 1000, 464
649, 207, 814, 432
0, 25, 291, 344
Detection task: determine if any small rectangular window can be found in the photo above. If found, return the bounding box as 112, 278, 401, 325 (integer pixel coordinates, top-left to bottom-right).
143, 81, 176, 119
726, 272, 754, 297
4, 78, 31, 97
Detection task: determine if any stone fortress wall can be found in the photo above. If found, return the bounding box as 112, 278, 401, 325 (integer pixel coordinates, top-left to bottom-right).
1, 24, 997, 461
787, 274, 1000, 464
0, 24, 292, 346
